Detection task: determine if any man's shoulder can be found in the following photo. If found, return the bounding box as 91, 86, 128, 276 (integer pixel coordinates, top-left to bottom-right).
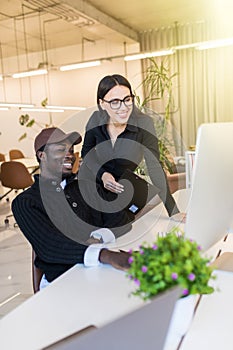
12, 183, 38, 206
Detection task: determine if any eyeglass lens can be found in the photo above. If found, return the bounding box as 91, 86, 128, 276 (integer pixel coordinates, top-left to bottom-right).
108, 96, 134, 109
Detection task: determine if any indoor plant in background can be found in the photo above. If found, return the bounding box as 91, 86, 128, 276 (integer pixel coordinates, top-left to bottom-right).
135, 58, 186, 193
18, 98, 54, 141
126, 227, 215, 344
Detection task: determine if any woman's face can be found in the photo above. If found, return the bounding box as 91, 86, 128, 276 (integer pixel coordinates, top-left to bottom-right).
100, 85, 133, 125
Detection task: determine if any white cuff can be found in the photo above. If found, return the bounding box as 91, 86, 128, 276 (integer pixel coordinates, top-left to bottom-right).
90, 228, 115, 243
84, 243, 103, 267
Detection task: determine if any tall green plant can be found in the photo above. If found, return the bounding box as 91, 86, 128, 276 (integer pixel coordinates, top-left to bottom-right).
135, 58, 178, 174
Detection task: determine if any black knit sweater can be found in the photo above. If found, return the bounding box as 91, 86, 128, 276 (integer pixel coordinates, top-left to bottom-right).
12, 176, 95, 281
12, 175, 132, 282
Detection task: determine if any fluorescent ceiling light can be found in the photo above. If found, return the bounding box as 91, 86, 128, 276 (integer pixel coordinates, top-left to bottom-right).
0, 107, 9, 111
21, 108, 64, 113
0, 75, 2, 81
46, 105, 86, 111
0, 102, 34, 108
173, 43, 198, 50
60, 60, 101, 71
124, 49, 174, 61
196, 38, 233, 50
12, 69, 48, 79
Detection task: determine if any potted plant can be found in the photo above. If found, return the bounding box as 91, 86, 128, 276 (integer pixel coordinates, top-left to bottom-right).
127, 227, 214, 300
126, 227, 215, 342
135, 58, 186, 193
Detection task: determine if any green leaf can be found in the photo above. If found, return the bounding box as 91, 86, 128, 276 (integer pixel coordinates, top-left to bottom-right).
19, 114, 30, 126
41, 97, 48, 107
26, 119, 35, 127
18, 133, 27, 141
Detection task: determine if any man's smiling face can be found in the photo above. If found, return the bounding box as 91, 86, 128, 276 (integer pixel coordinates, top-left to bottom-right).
41, 141, 75, 179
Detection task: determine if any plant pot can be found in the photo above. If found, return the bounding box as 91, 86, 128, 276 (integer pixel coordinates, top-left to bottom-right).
167, 172, 186, 194
164, 294, 199, 349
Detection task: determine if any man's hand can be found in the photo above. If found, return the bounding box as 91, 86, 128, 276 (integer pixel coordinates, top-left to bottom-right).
101, 172, 124, 193
99, 249, 130, 271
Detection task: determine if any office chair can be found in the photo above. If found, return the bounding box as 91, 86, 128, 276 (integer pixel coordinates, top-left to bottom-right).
72, 151, 81, 174
9, 149, 25, 160
0, 153, 5, 162
0, 161, 34, 224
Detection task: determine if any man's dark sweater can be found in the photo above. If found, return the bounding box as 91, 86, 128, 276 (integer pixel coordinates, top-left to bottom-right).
12, 175, 131, 282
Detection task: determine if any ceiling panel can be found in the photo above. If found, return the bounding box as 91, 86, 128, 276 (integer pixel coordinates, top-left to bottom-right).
87, 0, 213, 31
0, 0, 232, 60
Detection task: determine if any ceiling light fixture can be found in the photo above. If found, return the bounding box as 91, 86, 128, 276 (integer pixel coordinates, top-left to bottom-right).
60, 60, 101, 71
12, 69, 48, 79
0, 102, 34, 108
124, 49, 175, 61
173, 43, 199, 50
195, 37, 233, 50
46, 105, 86, 111
0, 107, 9, 111
20, 108, 64, 113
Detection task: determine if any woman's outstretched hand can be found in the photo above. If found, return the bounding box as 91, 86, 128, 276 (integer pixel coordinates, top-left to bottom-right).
102, 172, 124, 193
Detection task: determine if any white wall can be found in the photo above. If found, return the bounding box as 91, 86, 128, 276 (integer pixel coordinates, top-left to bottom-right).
0, 40, 142, 158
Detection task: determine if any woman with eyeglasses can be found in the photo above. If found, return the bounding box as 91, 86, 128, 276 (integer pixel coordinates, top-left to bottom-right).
81, 74, 185, 225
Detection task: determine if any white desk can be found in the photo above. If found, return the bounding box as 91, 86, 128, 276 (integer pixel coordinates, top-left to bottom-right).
0, 264, 145, 350
180, 270, 233, 350
0, 189, 231, 350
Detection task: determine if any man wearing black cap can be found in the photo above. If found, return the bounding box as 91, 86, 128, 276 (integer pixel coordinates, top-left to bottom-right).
12, 127, 131, 290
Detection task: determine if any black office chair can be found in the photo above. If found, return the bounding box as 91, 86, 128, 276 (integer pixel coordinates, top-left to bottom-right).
0, 161, 34, 224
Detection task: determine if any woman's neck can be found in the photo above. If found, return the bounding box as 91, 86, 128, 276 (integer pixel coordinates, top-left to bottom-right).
107, 122, 127, 145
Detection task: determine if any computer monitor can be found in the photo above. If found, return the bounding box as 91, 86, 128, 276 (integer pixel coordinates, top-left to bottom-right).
185, 122, 233, 251
44, 286, 181, 350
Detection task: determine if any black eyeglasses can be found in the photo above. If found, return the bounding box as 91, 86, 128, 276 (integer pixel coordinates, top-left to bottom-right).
102, 95, 134, 110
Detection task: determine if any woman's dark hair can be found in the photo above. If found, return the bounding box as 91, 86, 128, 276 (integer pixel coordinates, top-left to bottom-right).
97, 74, 133, 107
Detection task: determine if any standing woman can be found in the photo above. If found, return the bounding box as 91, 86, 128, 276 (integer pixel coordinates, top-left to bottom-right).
81, 74, 184, 222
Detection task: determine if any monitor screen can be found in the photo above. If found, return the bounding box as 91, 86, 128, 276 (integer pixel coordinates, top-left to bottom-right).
185, 122, 233, 252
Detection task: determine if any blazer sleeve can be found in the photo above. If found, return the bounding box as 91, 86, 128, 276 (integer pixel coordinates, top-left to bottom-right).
140, 116, 179, 216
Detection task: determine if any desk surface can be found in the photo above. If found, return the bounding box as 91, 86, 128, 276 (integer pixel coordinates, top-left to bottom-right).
180, 269, 233, 350
0, 189, 231, 350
